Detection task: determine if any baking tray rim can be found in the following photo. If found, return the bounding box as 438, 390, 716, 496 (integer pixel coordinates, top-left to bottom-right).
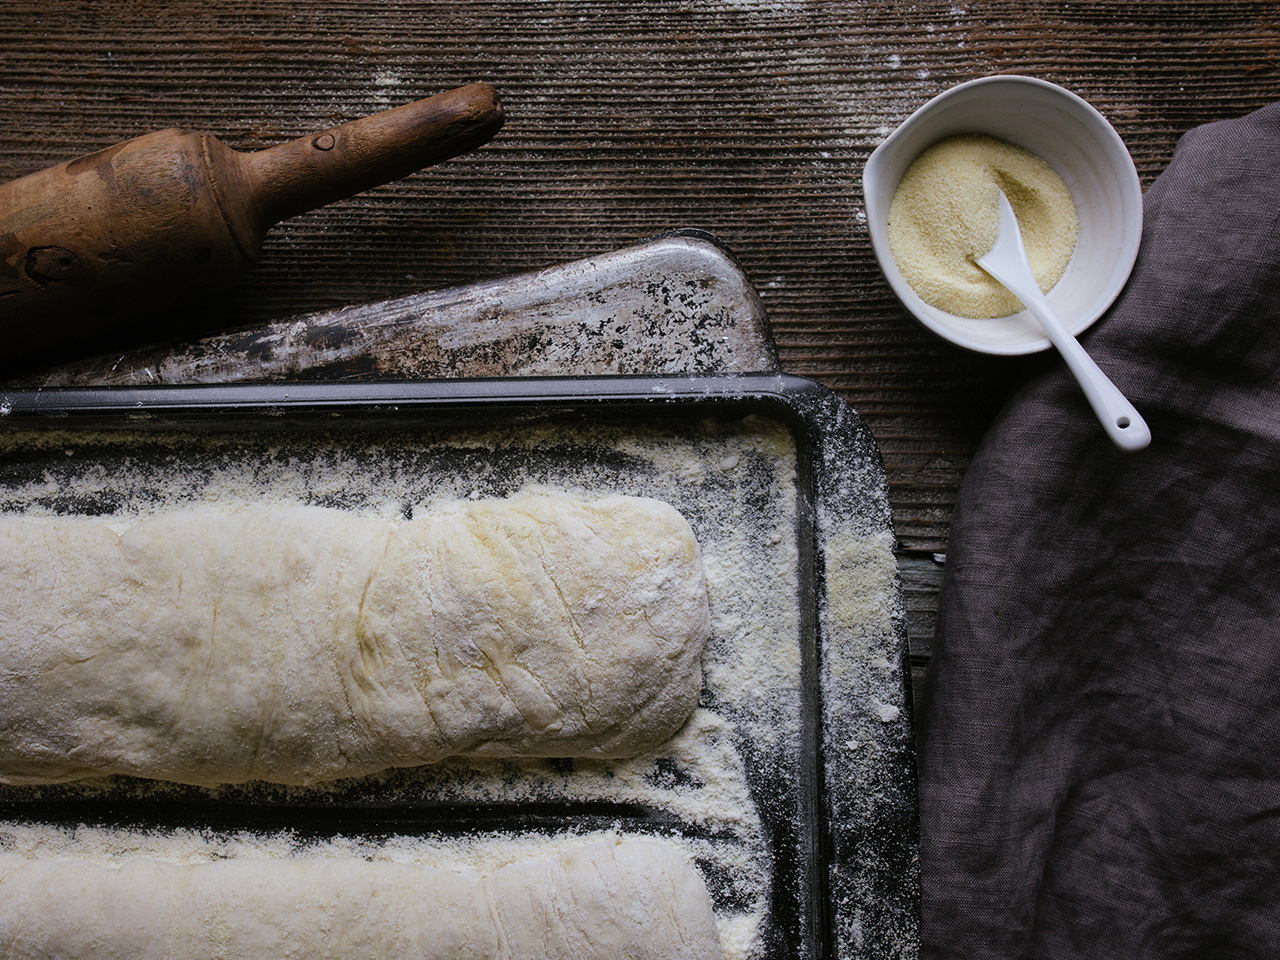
1, 372, 826, 420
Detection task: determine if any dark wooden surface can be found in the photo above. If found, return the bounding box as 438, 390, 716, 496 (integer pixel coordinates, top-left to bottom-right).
3, 1, 1278, 699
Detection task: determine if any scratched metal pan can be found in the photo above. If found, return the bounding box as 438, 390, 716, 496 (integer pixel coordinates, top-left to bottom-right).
0, 374, 918, 960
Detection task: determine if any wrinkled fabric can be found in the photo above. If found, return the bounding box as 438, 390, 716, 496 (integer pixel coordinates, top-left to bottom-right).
919, 102, 1280, 960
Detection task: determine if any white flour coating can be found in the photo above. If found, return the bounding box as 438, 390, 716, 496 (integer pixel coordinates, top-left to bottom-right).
0, 711, 769, 956
0, 417, 802, 960
0, 838, 725, 960
820, 526, 907, 769
0, 495, 711, 787
821, 529, 901, 685
0, 823, 757, 960
0, 823, 702, 885
404, 710, 762, 837
818, 523, 914, 953
613, 419, 803, 755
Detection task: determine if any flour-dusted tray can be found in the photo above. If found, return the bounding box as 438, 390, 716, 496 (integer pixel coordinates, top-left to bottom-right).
0, 374, 918, 960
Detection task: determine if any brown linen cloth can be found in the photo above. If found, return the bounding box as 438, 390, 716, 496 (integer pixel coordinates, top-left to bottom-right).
918, 101, 1280, 960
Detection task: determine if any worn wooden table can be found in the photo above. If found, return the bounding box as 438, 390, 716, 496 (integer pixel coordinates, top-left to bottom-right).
3, 1, 1278, 709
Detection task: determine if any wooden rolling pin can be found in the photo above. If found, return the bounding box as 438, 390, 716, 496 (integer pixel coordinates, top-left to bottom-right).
0, 83, 504, 368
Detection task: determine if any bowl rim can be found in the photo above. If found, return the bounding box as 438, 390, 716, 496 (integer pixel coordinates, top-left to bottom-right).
862, 74, 1143, 356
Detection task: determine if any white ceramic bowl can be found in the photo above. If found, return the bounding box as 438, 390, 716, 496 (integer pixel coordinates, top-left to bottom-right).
862, 75, 1142, 355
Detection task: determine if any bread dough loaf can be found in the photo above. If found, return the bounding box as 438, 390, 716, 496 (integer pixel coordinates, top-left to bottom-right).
0, 840, 724, 960
0, 492, 709, 786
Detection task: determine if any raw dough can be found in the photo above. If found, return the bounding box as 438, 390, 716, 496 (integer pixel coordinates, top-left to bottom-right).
0, 839, 724, 960
0, 492, 710, 786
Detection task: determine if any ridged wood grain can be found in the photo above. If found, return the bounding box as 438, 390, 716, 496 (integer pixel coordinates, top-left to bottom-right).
1, 1, 1276, 573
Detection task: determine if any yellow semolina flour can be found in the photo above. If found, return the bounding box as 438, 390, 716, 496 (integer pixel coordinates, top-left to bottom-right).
887, 134, 1078, 318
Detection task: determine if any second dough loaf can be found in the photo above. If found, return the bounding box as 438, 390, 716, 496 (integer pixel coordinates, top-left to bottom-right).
0, 491, 710, 786
0, 840, 725, 960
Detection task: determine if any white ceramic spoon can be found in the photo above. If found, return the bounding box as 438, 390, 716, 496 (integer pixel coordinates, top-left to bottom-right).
975, 190, 1151, 451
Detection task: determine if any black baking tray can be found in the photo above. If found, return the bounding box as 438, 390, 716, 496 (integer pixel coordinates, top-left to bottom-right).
0, 373, 919, 960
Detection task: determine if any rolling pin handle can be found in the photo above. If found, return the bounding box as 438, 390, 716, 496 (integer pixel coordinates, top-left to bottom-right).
239, 82, 504, 227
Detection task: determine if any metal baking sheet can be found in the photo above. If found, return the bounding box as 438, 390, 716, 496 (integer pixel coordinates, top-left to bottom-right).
0, 373, 918, 959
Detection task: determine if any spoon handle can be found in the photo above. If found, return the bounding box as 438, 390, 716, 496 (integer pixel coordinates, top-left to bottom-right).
977, 191, 1151, 452
1015, 287, 1151, 451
